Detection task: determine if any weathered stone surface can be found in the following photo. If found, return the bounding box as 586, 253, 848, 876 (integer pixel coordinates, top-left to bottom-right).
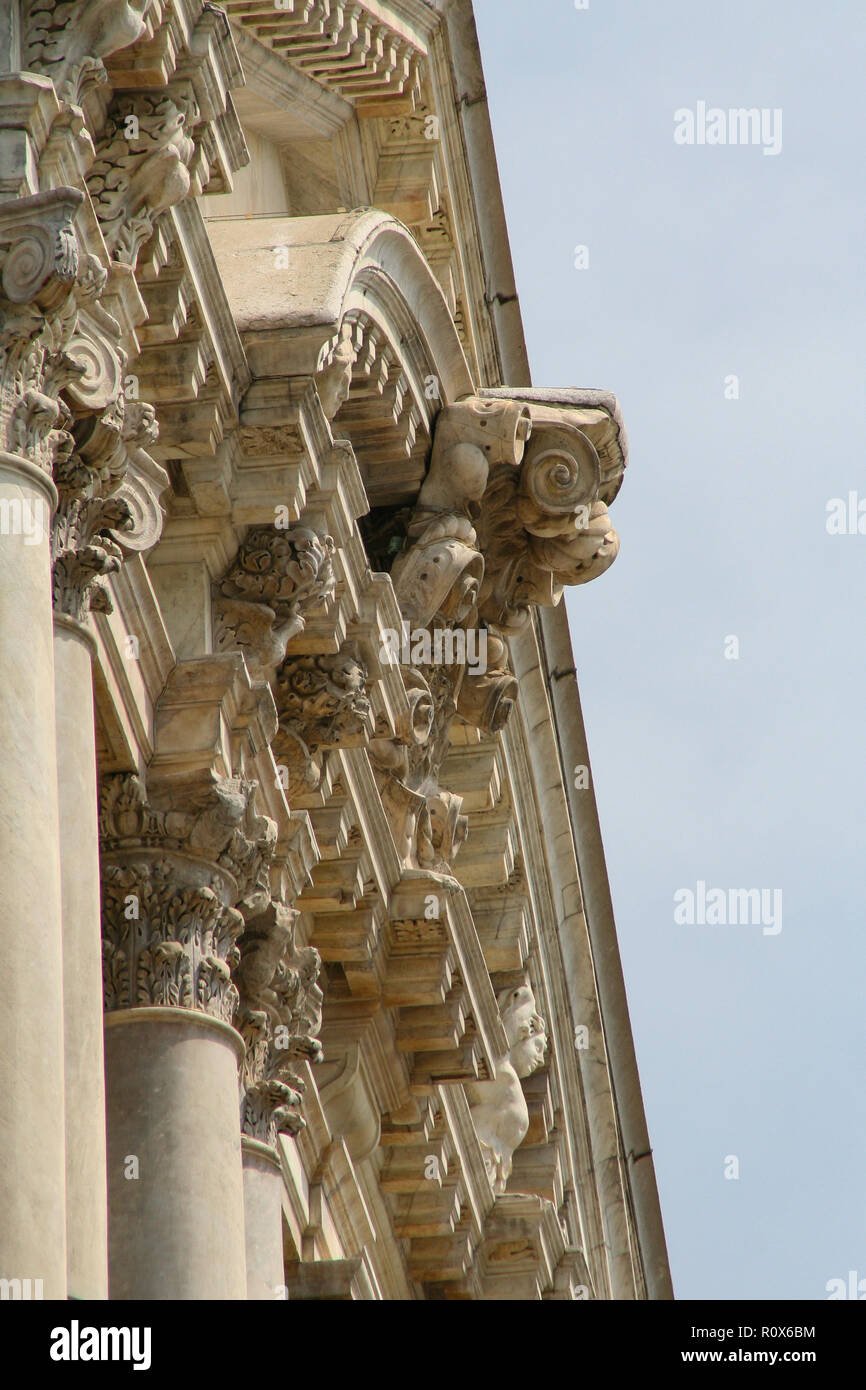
0, 0, 669, 1306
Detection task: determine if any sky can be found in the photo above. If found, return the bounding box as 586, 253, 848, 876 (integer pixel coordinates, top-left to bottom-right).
474, 0, 866, 1301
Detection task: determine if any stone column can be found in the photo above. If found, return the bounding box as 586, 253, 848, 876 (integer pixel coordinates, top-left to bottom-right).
0, 188, 86, 1301
0, 450, 67, 1299
242, 1139, 286, 1301
104, 1004, 247, 1300
99, 791, 251, 1301
53, 614, 108, 1299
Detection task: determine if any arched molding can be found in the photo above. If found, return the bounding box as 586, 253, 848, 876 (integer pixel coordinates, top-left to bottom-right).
207, 208, 474, 407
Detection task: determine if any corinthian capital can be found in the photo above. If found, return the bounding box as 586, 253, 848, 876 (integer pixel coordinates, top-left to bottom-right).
0, 188, 83, 471
235, 901, 324, 1147
49, 253, 164, 618
99, 769, 278, 1019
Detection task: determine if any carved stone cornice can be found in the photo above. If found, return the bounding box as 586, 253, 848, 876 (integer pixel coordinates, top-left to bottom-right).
235, 900, 324, 1147
99, 769, 277, 1019
213, 525, 336, 683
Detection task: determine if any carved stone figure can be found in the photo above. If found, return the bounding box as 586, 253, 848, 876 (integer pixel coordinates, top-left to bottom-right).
465, 985, 548, 1194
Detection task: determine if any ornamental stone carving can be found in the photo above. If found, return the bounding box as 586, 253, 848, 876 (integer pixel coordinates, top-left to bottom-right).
465, 985, 548, 1194
99, 770, 277, 1020
235, 900, 324, 1147
367, 391, 624, 871
0, 188, 82, 472
23, 0, 153, 107
273, 644, 374, 802
51, 466, 131, 620
50, 253, 164, 617
102, 859, 244, 1021
86, 91, 198, 267
214, 525, 336, 683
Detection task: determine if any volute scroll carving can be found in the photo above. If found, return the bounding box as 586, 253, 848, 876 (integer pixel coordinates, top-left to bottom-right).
99, 770, 278, 1022
0, 188, 83, 473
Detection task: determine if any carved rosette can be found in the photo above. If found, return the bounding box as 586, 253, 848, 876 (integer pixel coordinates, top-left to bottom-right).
99, 771, 277, 1022
214, 525, 337, 684
235, 901, 324, 1147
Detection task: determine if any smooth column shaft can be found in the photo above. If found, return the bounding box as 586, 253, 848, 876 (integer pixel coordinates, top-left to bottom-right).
105, 1009, 247, 1300
54, 618, 108, 1299
242, 1139, 285, 1300
0, 455, 66, 1298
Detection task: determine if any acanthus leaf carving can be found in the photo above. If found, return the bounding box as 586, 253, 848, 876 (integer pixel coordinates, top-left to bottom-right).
23, 0, 154, 107
86, 90, 198, 268
213, 525, 336, 683
100, 769, 278, 1021
48, 252, 164, 617
370, 392, 624, 870
0, 188, 83, 473
272, 643, 374, 803
235, 901, 324, 1147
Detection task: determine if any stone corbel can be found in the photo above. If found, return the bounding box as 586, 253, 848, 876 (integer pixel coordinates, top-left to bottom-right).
272, 643, 374, 805
86, 87, 198, 268
22, 0, 153, 108
474, 389, 628, 634
213, 525, 337, 684
395, 390, 627, 640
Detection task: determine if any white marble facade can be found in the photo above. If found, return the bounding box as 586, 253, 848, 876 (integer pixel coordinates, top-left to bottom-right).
0, 0, 671, 1301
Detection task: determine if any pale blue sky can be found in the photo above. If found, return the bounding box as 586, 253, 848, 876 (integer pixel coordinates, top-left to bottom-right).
474, 0, 865, 1300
